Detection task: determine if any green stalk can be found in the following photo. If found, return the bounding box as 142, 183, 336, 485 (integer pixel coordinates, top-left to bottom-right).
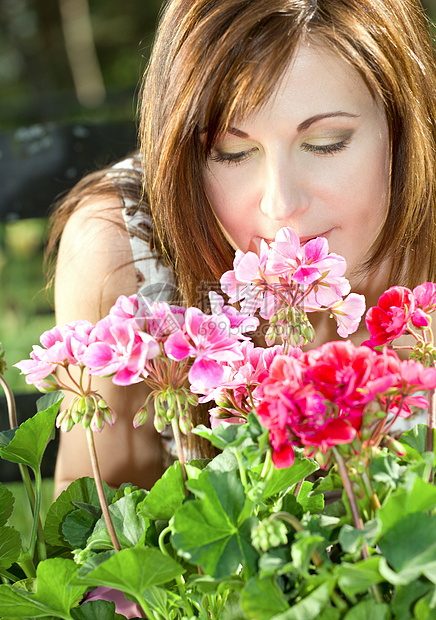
427, 389, 436, 452
28, 468, 43, 560
134, 592, 157, 619
0, 373, 46, 559
427, 389, 435, 482
171, 416, 187, 485
85, 428, 121, 551
332, 447, 383, 604
332, 448, 363, 530
17, 552, 36, 578
158, 525, 194, 617
235, 449, 248, 491
272, 512, 323, 568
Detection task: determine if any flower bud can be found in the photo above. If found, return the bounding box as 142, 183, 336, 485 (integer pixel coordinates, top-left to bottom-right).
133, 405, 148, 428
102, 406, 117, 427
71, 407, 82, 425
166, 390, 176, 411
265, 325, 277, 345
385, 436, 407, 458
90, 412, 104, 433
59, 413, 74, 433
251, 519, 288, 552
179, 414, 193, 435
154, 413, 166, 433
81, 413, 92, 429
187, 392, 198, 406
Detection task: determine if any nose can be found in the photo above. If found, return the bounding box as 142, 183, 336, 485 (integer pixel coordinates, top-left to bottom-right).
260, 159, 308, 221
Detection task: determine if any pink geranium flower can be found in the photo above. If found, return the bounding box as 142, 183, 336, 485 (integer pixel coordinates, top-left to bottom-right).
82, 316, 160, 386
164, 307, 244, 392
15, 320, 95, 384
304, 341, 376, 411
327, 293, 366, 338
365, 286, 415, 346
410, 282, 436, 328
413, 282, 436, 313
220, 240, 270, 315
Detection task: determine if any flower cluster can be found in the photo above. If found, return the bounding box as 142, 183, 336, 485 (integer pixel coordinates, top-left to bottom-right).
15, 293, 256, 435
255, 340, 436, 468
366, 283, 436, 347
221, 227, 366, 345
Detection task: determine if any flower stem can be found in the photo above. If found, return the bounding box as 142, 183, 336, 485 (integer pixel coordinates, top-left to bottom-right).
272, 512, 323, 568
28, 468, 43, 560
235, 449, 248, 491
158, 525, 194, 617
135, 592, 157, 619
332, 449, 383, 604
332, 448, 363, 530
427, 388, 435, 483
0, 374, 46, 559
171, 416, 187, 485
0, 373, 17, 430
85, 428, 120, 551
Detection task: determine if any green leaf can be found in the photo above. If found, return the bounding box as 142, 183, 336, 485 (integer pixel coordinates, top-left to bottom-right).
343, 599, 390, 620
194, 422, 252, 450
291, 533, 325, 575
86, 490, 148, 549
260, 457, 318, 499
413, 588, 436, 620
311, 472, 343, 496
377, 477, 436, 537
338, 520, 379, 554
271, 582, 331, 620
0, 483, 14, 526
390, 580, 433, 620
0, 395, 63, 470
206, 447, 239, 473
370, 453, 403, 487
63, 508, 100, 548
399, 424, 436, 458
138, 461, 185, 520
336, 556, 385, 597
71, 599, 123, 620
172, 470, 258, 578
77, 547, 185, 597
0, 557, 86, 619
44, 477, 116, 548
36, 391, 64, 412
0, 526, 22, 570
318, 609, 342, 620
241, 576, 289, 620
0, 428, 17, 449
297, 481, 324, 514
378, 513, 436, 585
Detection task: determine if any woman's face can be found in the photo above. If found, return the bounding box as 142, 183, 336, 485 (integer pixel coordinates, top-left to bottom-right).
203, 42, 391, 284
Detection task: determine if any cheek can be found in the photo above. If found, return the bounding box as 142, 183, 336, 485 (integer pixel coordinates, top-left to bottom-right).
204, 168, 258, 224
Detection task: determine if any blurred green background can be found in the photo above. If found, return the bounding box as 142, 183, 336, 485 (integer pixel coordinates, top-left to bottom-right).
0, 0, 436, 396
0, 0, 165, 394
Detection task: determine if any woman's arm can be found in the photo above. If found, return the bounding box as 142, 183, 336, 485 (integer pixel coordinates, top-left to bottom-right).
53, 194, 165, 496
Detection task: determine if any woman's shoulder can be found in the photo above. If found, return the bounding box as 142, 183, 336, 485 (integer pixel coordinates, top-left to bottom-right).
55, 190, 139, 324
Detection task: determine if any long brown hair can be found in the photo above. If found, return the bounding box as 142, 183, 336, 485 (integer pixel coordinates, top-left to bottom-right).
140, 0, 436, 304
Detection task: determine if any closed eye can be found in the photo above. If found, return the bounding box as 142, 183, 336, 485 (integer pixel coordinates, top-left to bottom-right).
301, 139, 350, 155
209, 147, 258, 165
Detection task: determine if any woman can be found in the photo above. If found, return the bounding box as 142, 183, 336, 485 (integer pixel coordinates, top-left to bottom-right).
51, 0, 436, 498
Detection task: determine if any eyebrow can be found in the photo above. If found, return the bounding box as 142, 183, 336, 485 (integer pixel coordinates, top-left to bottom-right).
227, 111, 359, 139
297, 112, 359, 132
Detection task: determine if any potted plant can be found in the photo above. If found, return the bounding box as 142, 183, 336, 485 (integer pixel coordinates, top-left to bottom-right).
0, 226, 435, 619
